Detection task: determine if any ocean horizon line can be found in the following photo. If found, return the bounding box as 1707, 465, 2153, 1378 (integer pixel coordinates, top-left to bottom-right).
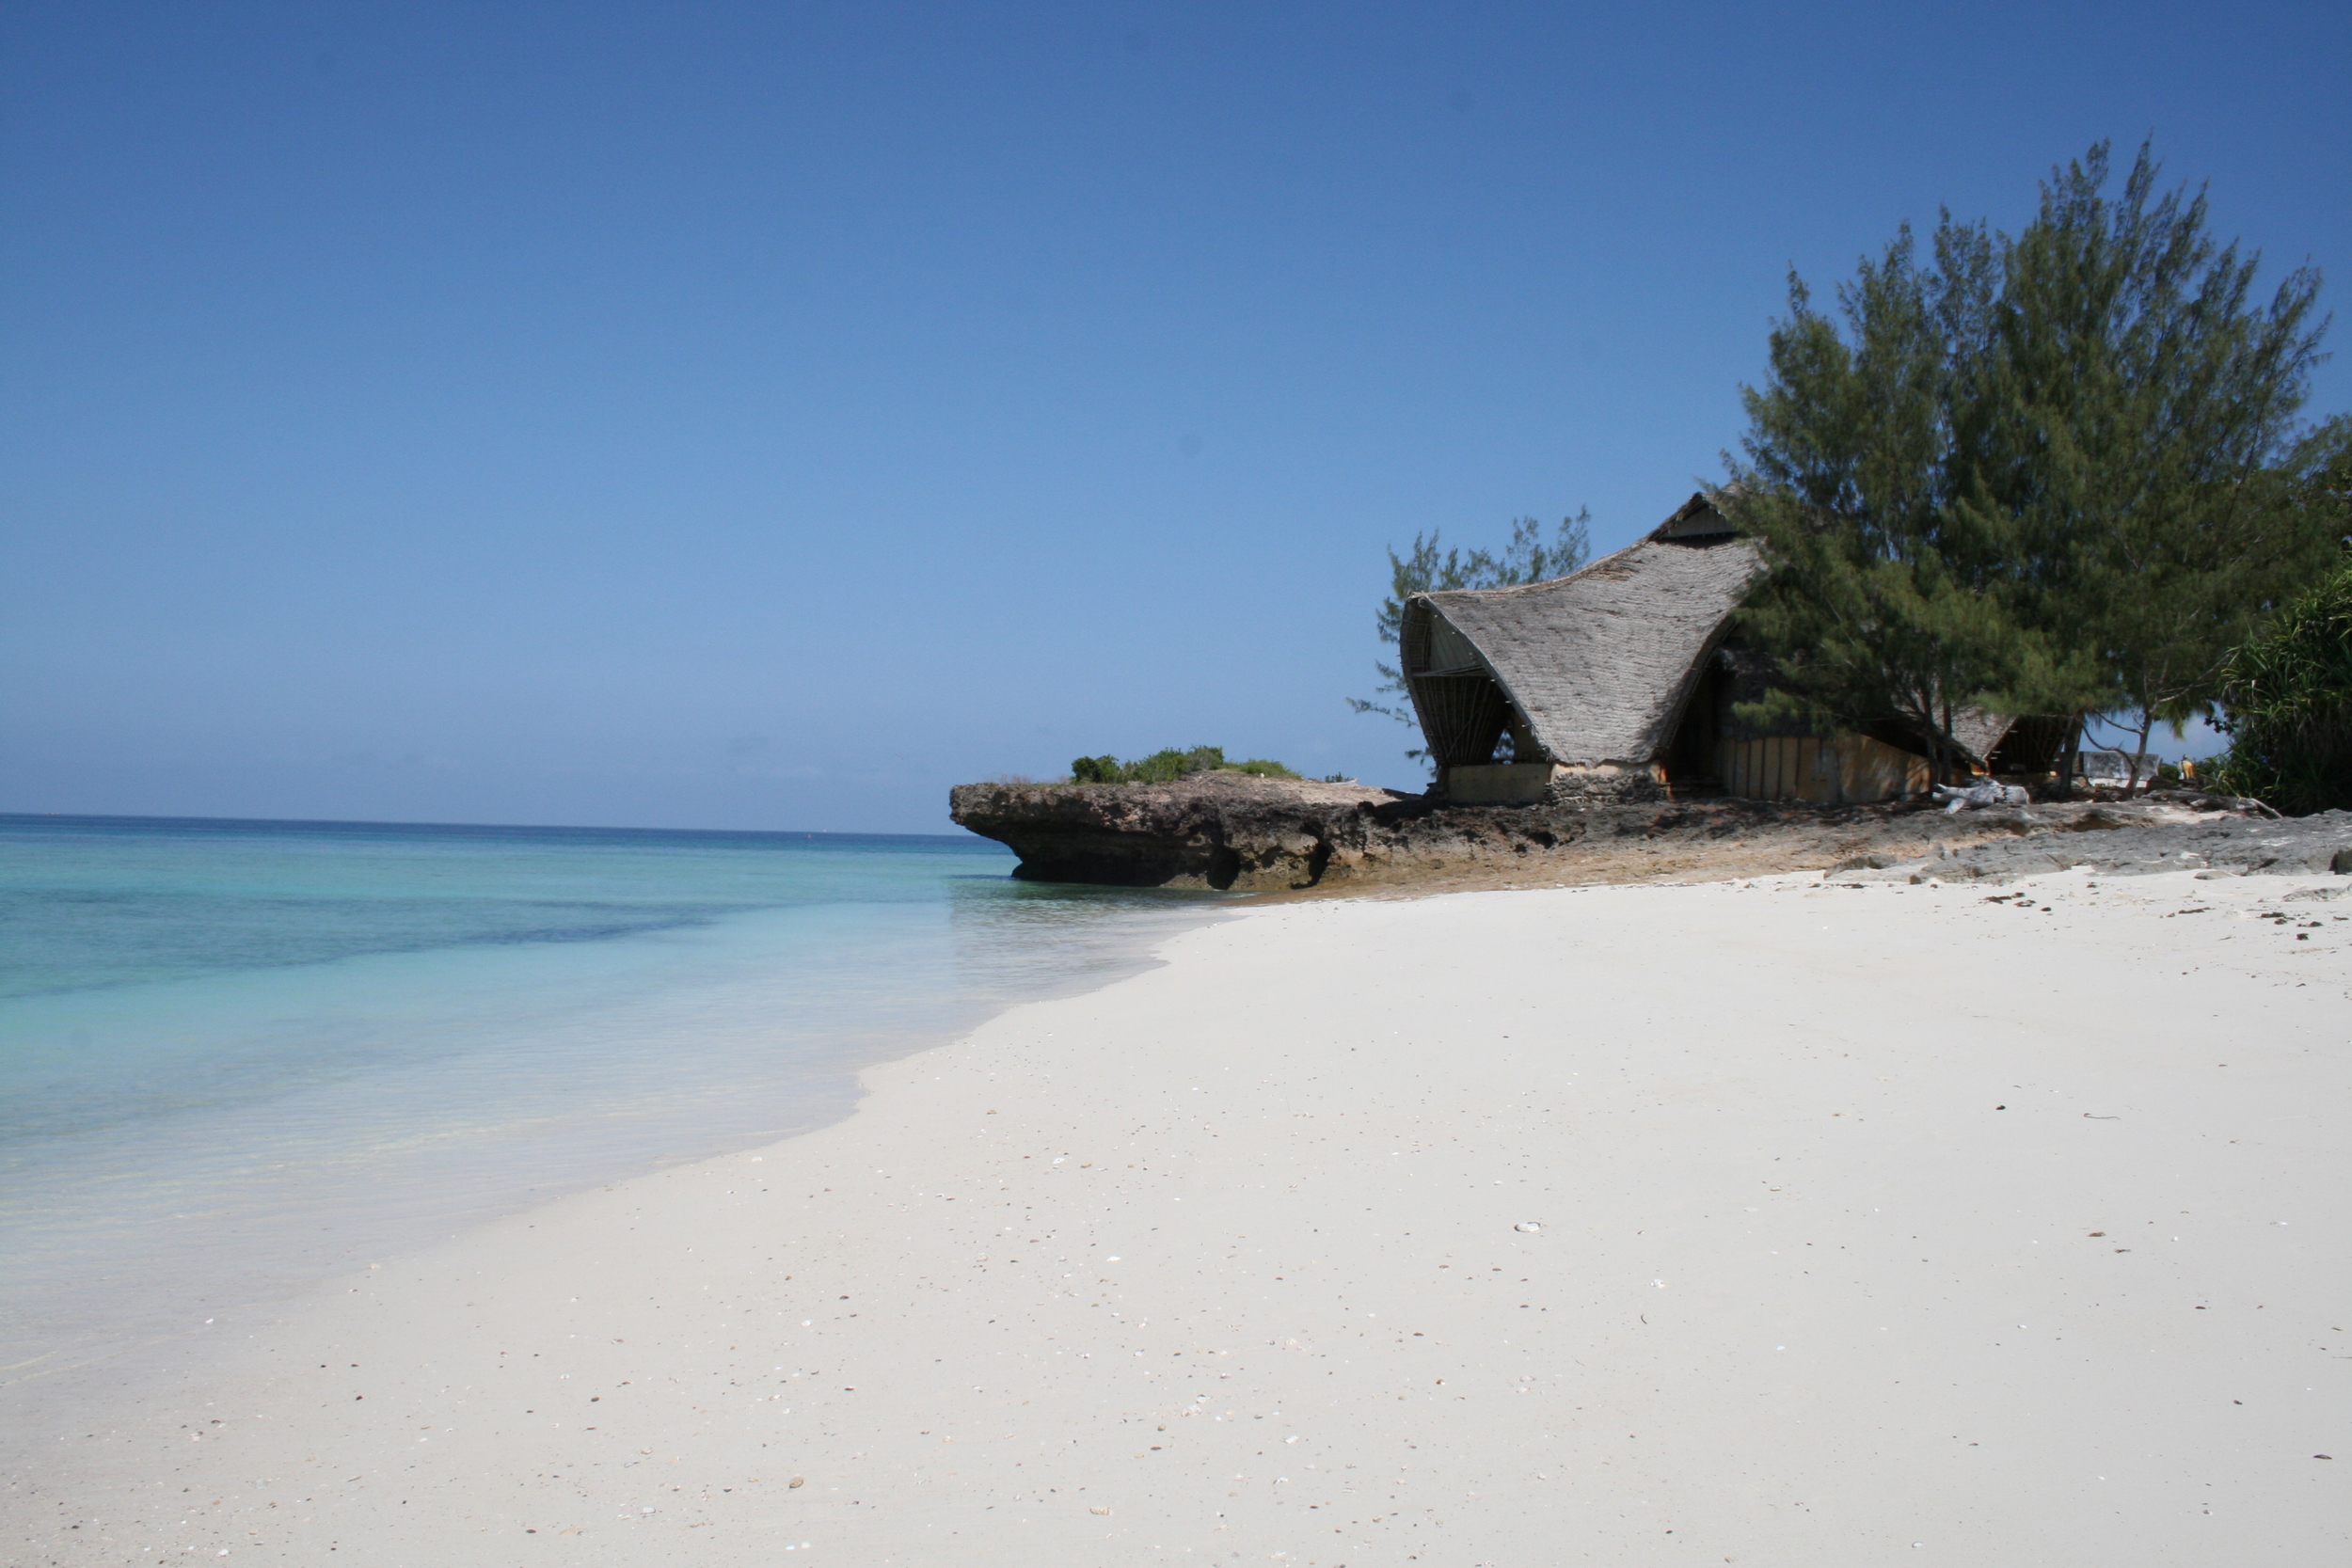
0, 809, 999, 847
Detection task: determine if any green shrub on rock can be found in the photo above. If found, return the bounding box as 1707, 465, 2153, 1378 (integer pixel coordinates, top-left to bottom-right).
1066, 746, 1303, 784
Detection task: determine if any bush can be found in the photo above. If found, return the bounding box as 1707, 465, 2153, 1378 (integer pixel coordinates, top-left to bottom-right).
1066, 746, 1303, 784
2207, 556, 2352, 814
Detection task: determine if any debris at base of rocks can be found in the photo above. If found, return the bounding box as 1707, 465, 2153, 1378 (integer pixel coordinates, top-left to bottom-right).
1829, 852, 1899, 873
1932, 780, 2032, 813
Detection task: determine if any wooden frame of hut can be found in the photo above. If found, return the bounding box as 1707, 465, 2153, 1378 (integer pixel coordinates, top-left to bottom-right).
1400, 495, 2059, 805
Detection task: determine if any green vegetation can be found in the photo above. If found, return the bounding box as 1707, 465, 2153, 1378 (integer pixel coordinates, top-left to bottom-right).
2206, 551, 2352, 814
1724, 140, 2339, 791
1068, 746, 1304, 784
1350, 513, 1590, 759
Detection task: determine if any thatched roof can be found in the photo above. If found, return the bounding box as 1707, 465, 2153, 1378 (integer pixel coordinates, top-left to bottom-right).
1403, 495, 1766, 768
1945, 709, 2017, 768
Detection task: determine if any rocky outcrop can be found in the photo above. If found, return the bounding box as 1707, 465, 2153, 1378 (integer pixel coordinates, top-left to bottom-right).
949, 775, 2352, 895
946, 773, 1420, 890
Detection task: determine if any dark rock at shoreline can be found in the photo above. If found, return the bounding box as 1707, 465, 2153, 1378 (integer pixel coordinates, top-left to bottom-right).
948, 774, 2351, 894
947, 773, 1417, 890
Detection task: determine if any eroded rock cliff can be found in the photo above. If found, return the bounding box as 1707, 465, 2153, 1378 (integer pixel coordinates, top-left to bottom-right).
946, 773, 1415, 889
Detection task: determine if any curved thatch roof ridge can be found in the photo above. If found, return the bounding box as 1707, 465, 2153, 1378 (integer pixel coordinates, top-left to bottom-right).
1406, 505, 1766, 768
1945, 709, 2016, 767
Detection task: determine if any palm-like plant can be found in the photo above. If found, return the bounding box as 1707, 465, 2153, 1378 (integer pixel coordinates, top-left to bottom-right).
2209, 556, 2352, 813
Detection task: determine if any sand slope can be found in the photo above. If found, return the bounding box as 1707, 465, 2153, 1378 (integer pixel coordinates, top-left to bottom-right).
9, 868, 2349, 1565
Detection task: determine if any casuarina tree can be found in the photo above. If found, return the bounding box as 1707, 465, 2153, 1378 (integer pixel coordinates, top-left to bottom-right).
1719, 219, 2018, 786
1724, 141, 2334, 791
1963, 143, 2334, 788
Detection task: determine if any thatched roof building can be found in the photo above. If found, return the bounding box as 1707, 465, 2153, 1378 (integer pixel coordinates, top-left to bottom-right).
1401, 495, 2050, 805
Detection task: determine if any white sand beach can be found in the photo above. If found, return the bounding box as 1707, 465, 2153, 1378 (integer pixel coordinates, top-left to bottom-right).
10, 866, 2349, 1565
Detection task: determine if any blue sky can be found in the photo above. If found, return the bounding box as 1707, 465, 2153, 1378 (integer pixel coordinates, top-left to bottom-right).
6, 1, 2344, 832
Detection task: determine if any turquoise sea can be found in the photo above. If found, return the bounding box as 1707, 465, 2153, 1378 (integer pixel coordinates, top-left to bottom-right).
0, 814, 1225, 1388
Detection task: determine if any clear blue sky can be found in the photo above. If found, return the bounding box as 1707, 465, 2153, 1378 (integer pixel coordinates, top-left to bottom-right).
6, 1, 2344, 832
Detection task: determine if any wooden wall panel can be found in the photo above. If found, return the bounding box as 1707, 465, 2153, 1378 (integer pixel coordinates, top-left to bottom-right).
1722, 735, 1926, 804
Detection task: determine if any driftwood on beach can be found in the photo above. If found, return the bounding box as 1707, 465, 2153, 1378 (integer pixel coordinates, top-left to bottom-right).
948, 770, 2352, 893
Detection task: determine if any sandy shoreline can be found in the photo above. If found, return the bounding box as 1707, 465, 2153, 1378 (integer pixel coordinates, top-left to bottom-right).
8, 866, 2348, 1564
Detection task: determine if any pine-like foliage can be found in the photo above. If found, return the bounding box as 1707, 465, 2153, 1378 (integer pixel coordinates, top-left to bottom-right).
1965, 144, 2333, 781
1724, 141, 2333, 787
1723, 220, 2014, 785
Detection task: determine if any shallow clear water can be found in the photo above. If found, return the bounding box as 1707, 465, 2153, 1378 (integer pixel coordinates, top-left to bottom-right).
0, 815, 1227, 1386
